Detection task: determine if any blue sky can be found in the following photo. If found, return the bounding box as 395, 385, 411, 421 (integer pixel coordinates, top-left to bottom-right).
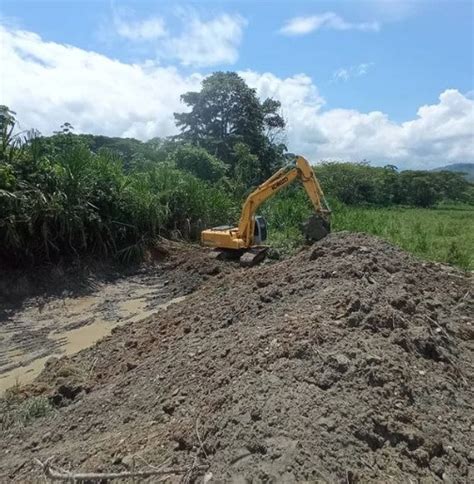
1, 0, 473, 168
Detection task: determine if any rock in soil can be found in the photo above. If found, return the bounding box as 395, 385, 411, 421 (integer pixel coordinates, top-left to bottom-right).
0, 232, 472, 483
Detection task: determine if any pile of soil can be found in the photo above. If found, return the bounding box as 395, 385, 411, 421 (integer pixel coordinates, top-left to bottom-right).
1, 233, 472, 482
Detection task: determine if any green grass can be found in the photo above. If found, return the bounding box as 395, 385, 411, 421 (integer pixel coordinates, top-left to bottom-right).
1, 391, 53, 430
333, 206, 473, 270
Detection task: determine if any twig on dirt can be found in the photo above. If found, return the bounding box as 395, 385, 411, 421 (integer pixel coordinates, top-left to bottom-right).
195, 415, 208, 459
135, 455, 172, 472
444, 356, 467, 385
88, 357, 98, 379
423, 314, 451, 340
131, 456, 136, 484
181, 455, 201, 484
34, 457, 208, 482
360, 456, 376, 471
133, 456, 173, 483
454, 290, 471, 309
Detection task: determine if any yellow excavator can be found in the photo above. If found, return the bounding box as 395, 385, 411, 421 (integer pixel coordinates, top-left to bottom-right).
201, 155, 331, 266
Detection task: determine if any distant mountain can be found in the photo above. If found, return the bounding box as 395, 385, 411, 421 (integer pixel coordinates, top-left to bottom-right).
433, 163, 474, 181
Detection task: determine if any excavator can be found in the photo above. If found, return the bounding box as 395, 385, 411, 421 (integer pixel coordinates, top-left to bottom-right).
201, 155, 331, 266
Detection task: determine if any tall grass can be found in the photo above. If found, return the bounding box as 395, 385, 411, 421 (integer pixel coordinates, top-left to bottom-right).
0, 136, 236, 266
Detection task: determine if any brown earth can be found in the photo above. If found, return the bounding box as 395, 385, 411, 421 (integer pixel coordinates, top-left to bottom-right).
0, 232, 473, 483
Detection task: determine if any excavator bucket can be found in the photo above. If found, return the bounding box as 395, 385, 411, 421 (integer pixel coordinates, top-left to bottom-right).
302, 214, 330, 242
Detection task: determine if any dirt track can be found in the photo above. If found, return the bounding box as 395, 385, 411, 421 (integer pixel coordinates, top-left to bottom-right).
1, 233, 473, 483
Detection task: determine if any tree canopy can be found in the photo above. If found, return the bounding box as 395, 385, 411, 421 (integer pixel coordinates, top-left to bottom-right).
174, 72, 286, 180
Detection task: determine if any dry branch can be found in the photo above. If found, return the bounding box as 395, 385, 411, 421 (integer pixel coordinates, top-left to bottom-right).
34, 457, 208, 482
195, 415, 208, 459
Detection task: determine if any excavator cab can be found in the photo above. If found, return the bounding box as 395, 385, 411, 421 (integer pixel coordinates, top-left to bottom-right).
253, 216, 268, 245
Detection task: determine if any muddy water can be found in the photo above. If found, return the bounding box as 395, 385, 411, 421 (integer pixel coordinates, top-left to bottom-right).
0, 274, 186, 394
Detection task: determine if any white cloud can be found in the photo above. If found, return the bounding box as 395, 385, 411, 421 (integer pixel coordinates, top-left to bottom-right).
240, 70, 326, 146
1, 25, 472, 170
242, 72, 473, 169
0, 25, 202, 139
165, 12, 247, 67
114, 15, 167, 41
333, 63, 374, 82
111, 9, 246, 67
280, 12, 380, 36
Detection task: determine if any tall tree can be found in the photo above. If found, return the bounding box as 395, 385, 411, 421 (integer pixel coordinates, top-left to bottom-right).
174, 72, 285, 180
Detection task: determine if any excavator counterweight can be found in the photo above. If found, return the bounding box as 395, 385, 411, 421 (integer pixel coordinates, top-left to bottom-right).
201, 156, 331, 266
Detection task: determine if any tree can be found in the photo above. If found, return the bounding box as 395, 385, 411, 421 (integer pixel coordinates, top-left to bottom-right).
174, 72, 285, 181
316, 162, 382, 205
233, 142, 261, 193
170, 144, 226, 182
430, 171, 471, 203
398, 171, 440, 207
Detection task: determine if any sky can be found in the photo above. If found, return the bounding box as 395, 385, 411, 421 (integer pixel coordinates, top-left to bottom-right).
0, 0, 473, 169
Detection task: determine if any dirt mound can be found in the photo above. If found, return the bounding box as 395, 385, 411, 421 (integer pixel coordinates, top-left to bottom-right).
1, 233, 472, 482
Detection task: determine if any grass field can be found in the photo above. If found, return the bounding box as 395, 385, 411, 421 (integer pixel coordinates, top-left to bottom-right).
333, 206, 473, 270
268, 203, 474, 271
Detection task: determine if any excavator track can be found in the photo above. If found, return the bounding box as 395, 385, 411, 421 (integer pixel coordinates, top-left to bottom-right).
239, 247, 268, 267
209, 247, 267, 267
209, 248, 242, 261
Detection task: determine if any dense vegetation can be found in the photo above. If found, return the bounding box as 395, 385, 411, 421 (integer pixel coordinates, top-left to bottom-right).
0, 121, 236, 266
1, 72, 472, 269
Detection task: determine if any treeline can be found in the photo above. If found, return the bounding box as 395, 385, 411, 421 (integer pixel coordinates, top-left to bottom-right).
1, 72, 472, 267
69, 133, 474, 208
315, 162, 473, 207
